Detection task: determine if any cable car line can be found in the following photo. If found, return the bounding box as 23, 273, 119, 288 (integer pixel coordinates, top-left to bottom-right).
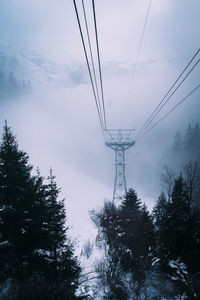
137, 83, 200, 139
81, 0, 104, 130
124, 0, 152, 107
136, 49, 200, 138
92, 0, 107, 130
73, 1, 199, 143
73, 0, 105, 132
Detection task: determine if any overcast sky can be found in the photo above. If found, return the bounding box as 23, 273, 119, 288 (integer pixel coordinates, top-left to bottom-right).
0, 0, 200, 244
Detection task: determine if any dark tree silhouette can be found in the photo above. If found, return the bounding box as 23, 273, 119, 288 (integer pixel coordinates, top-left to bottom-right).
0, 122, 81, 299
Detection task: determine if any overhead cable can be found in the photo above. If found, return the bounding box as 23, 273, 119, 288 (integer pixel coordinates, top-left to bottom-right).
137, 56, 200, 137
136, 48, 200, 137
81, 0, 104, 129
138, 83, 200, 139
125, 0, 152, 106
92, 0, 107, 130
73, 0, 104, 132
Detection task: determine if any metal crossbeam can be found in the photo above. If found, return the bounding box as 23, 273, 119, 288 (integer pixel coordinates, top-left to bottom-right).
105, 129, 135, 202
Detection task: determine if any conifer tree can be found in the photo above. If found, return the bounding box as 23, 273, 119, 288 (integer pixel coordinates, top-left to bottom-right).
0, 123, 82, 299
153, 192, 168, 229
43, 168, 81, 299
154, 175, 200, 272
119, 191, 154, 285
46, 169, 66, 256
156, 176, 189, 261
29, 169, 50, 273
92, 189, 154, 296
0, 121, 37, 280
121, 188, 141, 212
152, 191, 171, 263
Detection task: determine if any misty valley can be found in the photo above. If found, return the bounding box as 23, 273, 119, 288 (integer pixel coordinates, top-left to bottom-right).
1, 0, 200, 299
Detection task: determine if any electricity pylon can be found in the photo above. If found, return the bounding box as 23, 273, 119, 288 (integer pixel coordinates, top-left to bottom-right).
105, 129, 135, 202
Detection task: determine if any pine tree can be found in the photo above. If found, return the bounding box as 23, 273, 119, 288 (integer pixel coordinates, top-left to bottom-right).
153, 192, 168, 229
91, 193, 154, 299
43, 168, 81, 299
153, 174, 200, 298
121, 189, 142, 212
119, 191, 154, 284
90, 201, 128, 299
28, 169, 50, 273
119, 189, 143, 260
45, 169, 66, 259
0, 123, 82, 299
0, 121, 37, 280
140, 203, 154, 255
153, 191, 171, 262
159, 176, 189, 260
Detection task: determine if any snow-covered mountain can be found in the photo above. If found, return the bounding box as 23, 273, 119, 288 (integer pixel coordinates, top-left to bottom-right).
1, 44, 157, 93
0, 44, 87, 87
0, 44, 148, 90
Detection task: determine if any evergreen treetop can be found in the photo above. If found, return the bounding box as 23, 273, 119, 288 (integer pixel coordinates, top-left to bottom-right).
121, 188, 142, 213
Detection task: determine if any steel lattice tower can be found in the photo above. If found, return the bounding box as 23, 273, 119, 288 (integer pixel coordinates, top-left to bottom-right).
105, 129, 135, 202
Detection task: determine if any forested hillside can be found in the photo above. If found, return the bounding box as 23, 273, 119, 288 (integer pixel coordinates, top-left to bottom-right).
161, 123, 200, 171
